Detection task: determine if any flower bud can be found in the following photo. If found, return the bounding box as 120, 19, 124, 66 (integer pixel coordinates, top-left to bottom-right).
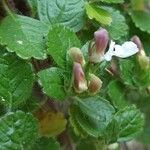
89, 28, 109, 63
131, 36, 150, 70
94, 28, 109, 54
73, 62, 88, 93
131, 35, 143, 50
68, 47, 85, 66
88, 74, 102, 94
137, 53, 150, 70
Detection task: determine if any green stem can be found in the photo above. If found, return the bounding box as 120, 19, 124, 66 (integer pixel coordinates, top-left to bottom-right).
131, 0, 145, 11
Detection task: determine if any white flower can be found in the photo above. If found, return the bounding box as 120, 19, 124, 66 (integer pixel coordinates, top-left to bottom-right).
104, 40, 139, 61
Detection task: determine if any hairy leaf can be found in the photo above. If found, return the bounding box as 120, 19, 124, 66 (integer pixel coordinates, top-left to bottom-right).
130, 11, 150, 34
0, 15, 49, 59
114, 106, 144, 142
0, 111, 38, 149
47, 25, 80, 68
108, 80, 127, 109
38, 67, 66, 100
37, 0, 85, 32
69, 97, 115, 138
85, 3, 112, 25
104, 7, 129, 40
0, 52, 34, 109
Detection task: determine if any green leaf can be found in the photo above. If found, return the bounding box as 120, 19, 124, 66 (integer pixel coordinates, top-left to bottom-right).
37, 0, 85, 32
0, 15, 49, 59
0, 52, 34, 109
85, 3, 112, 25
114, 106, 144, 142
47, 25, 80, 68
69, 97, 115, 138
91, 0, 124, 3
119, 59, 135, 86
33, 137, 60, 150
38, 67, 66, 100
0, 111, 38, 150
130, 11, 150, 34
108, 80, 128, 109
104, 7, 129, 40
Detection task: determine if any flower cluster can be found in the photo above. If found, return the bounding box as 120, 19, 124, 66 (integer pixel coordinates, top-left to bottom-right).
68, 28, 141, 94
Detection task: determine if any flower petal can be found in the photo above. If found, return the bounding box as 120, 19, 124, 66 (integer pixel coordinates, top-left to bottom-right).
113, 41, 139, 58
104, 40, 115, 61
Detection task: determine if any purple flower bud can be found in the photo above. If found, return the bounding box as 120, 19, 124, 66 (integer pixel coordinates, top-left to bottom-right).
94, 28, 109, 55
131, 35, 143, 50
73, 62, 87, 93
88, 74, 102, 94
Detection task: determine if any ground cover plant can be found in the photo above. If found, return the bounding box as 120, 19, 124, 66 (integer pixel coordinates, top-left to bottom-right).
0, 0, 150, 149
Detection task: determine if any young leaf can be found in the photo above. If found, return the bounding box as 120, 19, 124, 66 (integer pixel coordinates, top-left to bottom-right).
0, 52, 34, 109
33, 137, 60, 150
0, 111, 38, 149
108, 80, 128, 109
69, 97, 115, 138
38, 67, 66, 100
114, 106, 144, 142
47, 25, 80, 68
85, 3, 112, 25
0, 15, 49, 59
37, 0, 85, 32
104, 7, 129, 40
130, 11, 150, 34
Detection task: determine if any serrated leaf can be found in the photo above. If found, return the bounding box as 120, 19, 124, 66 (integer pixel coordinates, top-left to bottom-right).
91, 0, 124, 3
0, 52, 34, 109
35, 109, 67, 137
47, 25, 80, 68
37, 0, 85, 32
114, 106, 144, 142
69, 97, 115, 138
104, 7, 129, 40
0, 15, 49, 59
108, 80, 128, 109
85, 3, 112, 25
38, 67, 66, 100
0, 111, 38, 150
33, 137, 60, 150
130, 11, 150, 34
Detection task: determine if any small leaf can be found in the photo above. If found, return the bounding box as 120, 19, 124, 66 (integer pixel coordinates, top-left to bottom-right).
85, 3, 112, 25
69, 97, 115, 138
37, 0, 85, 32
130, 11, 150, 34
35, 109, 67, 137
0, 111, 38, 149
0, 52, 34, 109
114, 106, 144, 142
108, 80, 128, 109
33, 137, 60, 150
0, 15, 49, 59
47, 25, 80, 68
104, 7, 129, 40
38, 67, 66, 100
